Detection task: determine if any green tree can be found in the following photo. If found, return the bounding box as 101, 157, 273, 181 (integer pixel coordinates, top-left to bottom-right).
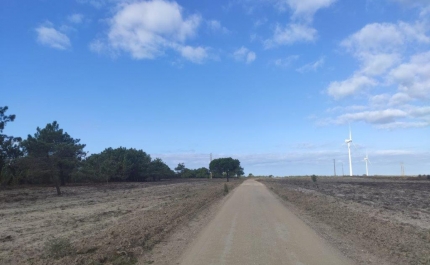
148, 158, 175, 181
181, 168, 195, 178
21, 121, 86, 195
180, 167, 210, 178
0, 106, 23, 185
174, 163, 186, 177
73, 147, 152, 182
209, 157, 241, 182
194, 167, 210, 178
235, 166, 244, 177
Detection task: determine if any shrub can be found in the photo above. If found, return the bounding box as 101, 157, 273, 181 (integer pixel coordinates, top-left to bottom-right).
311, 175, 317, 183
44, 237, 74, 259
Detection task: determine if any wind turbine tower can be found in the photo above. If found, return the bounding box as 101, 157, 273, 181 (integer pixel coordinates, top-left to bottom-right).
364, 152, 370, 176
345, 126, 353, 176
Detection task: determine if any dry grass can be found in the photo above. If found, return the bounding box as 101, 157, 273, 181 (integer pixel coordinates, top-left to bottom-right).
0, 179, 243, 265
259, 177, 430, 265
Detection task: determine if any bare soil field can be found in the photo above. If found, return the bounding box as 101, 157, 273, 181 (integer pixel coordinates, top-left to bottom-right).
0, 179, 242, 265
258, 177, 430, 265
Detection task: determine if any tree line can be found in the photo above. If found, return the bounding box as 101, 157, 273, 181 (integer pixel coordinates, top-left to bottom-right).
0, 107, 244, 194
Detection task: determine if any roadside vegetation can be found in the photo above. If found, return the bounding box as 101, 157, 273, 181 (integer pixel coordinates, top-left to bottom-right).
0, 106, 244, 195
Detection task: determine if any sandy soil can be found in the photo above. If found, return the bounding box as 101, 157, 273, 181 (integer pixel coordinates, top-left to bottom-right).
178, 180, 353, 265
0, 179, 242, 265
258, 177, 430, 265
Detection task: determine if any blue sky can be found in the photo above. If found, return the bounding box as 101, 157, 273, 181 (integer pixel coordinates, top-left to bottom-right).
1, 0, 430, 176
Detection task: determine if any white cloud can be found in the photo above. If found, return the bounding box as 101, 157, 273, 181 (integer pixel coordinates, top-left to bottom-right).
254, 18, 267, 27
369, 94, 390, 106
89, 39, 106, 54
389, 92, 413, 106
376, 121, 429, 129
233, 46, 256, 64
341, 21, 430, 55
322, 104, 430, 128
93, 0, 207, 63
35, 25, 71, 50
273, 55, 299, 68
247, 52, 256, 63
76, 0, 105, 8
264, 23, 317, 48
406, 105, 430, 118
261, 0, 335, 50
323, 20, 430, 130
388, 51, 430, 99
177, 45, 208, 64
68, 13, 84, 24
341, 23, 403, 54
359, 53, 400, 76
327, 74, 377, 99
207, 20, 229, 34
277, 0, 337, 22
336, 109, 408, 124
297, 57, 325, 73
326, 105, 368, 113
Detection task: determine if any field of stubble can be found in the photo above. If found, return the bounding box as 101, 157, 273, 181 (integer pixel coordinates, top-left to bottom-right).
0, 179, 241, 265
259, 177, 430, 265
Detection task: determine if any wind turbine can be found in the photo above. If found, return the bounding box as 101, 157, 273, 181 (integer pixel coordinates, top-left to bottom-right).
364, 151, 371, 176
345, 125, 353, 176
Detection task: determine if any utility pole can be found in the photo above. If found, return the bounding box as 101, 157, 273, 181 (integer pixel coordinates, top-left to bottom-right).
341, 162, 344, 177
401, 162, 405, 177
209, 153, 213, 179
333, 159, 336, 177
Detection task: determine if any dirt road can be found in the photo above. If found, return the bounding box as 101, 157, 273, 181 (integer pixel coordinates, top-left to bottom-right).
179, 180, 353, 265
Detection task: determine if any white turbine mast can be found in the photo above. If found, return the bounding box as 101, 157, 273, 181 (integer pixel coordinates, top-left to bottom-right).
345, 125, 353, 176
363, 151, 371, 176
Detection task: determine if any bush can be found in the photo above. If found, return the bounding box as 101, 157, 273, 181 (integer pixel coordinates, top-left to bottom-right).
311, 175, 317, 183
44, 237, 74, 259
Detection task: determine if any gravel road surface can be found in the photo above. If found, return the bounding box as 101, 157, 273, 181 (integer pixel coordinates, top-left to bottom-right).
179, 179, 354, 265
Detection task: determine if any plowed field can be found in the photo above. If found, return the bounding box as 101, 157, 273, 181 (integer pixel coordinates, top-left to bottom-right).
0, 179, 242, 265
259, 177, 430, 265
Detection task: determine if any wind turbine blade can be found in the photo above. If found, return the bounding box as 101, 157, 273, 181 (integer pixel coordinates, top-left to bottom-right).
349, 124, 352, 140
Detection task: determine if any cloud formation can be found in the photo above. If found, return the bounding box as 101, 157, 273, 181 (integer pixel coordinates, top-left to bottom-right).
233, 46, 256, 64
297, 57, 325, 73
91, 0, 208, 63
207, 20, 229, 34
67, 13, 84, 24
35, 25, 71, 50
273, 55, 299, 68
265, 0, 335, 48
327, 74, 376, 99
264, 23, 317, 48
322, 19, 430, 129
278, 0, 337, 22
